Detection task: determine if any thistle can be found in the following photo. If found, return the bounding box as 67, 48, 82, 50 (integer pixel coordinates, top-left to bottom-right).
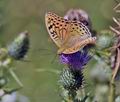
64, 9, 92, 30
7, 31, 29, 60
60, 50, 91, 71
57, 9, 96, 102
59, 68, 84, 91
0, 31, 30, 100
64, 9, 96, 37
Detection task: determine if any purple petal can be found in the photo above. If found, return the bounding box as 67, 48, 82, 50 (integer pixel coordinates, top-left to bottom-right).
59, 50, 91, 70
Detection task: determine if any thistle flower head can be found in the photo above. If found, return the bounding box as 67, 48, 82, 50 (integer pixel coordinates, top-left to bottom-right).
64, 9, 92, 29
60, 50, 91, 70
7, 31, 29, 60
59, 68, 84, 90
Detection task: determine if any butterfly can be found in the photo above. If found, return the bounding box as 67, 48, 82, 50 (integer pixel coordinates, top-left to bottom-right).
45, 12, 96, 54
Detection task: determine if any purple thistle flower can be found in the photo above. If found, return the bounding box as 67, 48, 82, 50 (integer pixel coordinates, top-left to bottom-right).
64, 9, 92, 30
59, 50, 91, 70
64, 9, 97, 36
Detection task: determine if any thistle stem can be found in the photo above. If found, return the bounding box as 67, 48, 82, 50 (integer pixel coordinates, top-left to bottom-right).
9, 68, 23, 87
36, 68, 60, 74
108, 48, 120, 102
68, 90, 76, 102
108, 80, 115, 102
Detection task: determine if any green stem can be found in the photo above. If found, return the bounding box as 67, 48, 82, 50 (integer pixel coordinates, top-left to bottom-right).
36, 69, 60, 74
67, 90, 76, 102
8, 68, 23, 87
0, 67, 4, 76
108, 81, 115, 102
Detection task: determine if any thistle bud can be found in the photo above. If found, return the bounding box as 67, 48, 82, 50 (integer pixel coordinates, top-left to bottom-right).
96, 31, 114, 50
90, 62, 112, 83
8, 31, 29, 60
59, 68, 84, 91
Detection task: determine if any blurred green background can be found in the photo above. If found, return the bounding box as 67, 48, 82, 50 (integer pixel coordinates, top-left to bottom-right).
0, 0, 116, 102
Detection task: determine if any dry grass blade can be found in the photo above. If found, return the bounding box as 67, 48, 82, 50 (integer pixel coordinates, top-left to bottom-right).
110, 26, 120, 36
113, 17, 120, 26
112, 48, 120, 82
110, 17, 120, 36
114, 2, 120, 13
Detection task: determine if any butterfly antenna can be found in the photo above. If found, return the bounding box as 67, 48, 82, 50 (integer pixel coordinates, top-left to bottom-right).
32, 48, 58, 64
33, 48, 56, 55
35, 48, 58, 64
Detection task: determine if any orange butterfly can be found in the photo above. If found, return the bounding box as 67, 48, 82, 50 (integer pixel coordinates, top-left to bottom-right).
45, 12, 96, 54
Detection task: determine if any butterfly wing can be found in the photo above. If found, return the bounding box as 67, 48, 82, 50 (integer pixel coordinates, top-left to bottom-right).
57, 21, 92, 54
61, 37, 96, 54
45, 12, 70, 48
45, 12, 96, 54
69, 21, 91, 37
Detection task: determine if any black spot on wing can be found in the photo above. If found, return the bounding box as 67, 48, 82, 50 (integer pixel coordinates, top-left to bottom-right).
48, 25, 53, 30
50, 31, 58, 39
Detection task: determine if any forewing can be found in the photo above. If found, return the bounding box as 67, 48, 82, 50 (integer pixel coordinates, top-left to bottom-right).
45, 12, 70, 47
